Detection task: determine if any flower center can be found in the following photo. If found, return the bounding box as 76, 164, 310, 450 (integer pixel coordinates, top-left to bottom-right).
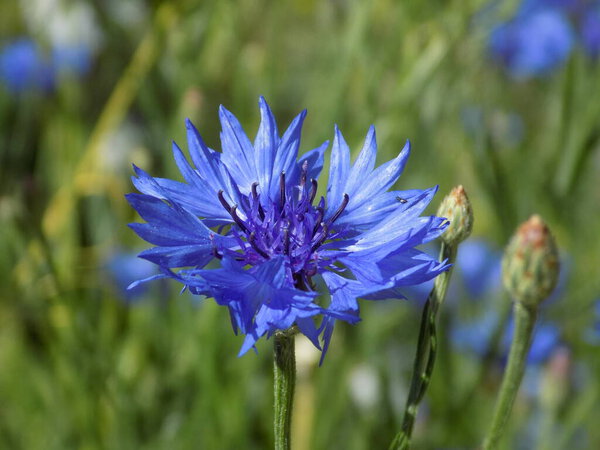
215, 166, 349, 281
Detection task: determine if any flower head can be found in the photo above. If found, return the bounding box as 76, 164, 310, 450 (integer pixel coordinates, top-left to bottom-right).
489, 8, 574, 79
0, 39, 54, 93
437, 185, 473, 246
580, 8, 600, 59
0, 37, 93, 95
127, 97, 449, 360
502, 215, 560, 307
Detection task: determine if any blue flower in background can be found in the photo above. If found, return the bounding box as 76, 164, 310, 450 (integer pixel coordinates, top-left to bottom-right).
52, 44, 92, 76
486, 0, 600, 78
503, 319, 560, 364
403, 239, 502, 306
0, 39, 54, 93
489, 9, 574, 79
580, 8, 600, 58
456, 239, 502, 298
106, 251, 159, 303
449, 238, 562, 365
0, 37, 92, 94
452, 310, 561, 365
127, 97, 449, 359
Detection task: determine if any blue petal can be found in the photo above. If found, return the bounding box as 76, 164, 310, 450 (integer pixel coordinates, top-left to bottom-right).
321, 271, 362, 313
298, 140, 329, 183
126, 193, 235, 267
126, 194, 212, 243
271, 109, 307, 200
185, 119, 228, 186
253, 97, 279, 196
151, 177, 230, 224
126, 273, 170, 290
348, 140, 410, 211
336, 188, 434, 231
344, 125, 377, 199
296, 317, 322, 350
342, 248, 450, 292
343, 188, 441, 254
219, 105, 257, 192
326, 125, 351, 211
138, 245, 215, 268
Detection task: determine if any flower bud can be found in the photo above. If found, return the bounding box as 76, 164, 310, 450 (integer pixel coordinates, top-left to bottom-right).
502, 215, 559, 307
437, 185, 473, 246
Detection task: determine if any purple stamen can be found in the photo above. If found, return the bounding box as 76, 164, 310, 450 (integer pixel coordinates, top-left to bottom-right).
326, 193, 349, 226
283, 226, 290, 255
230, 205, 249, 233
311, 222, 329, 252
313, 207, 324, 236
217, 190, 232, 214
251, 181, 265, 220
300, 160, 308, 188
309, 179, 318, 205
249, 232, 270, 259
279, 171, 286, 210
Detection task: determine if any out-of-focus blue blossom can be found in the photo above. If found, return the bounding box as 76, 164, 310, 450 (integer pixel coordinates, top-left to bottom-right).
489, 9, 574, 79
449, 239, 562, 367
127, 97, 450, 360
52, 45, 92, 77
452, 310, 561, 365
106, 251, 158, 302
503, 319, 561, 364
456, 239, 502, 298
580, 8, 600, 58
403, 239, 502, 306
486, 0, 600, 78
519, 0, 582, 15
0, 39, 54, 93
0, 37, 93, 95
451, 309, 499, 355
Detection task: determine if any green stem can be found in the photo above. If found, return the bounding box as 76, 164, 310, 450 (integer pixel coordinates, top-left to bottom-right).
482, 302, 537, 450
390, 242, 457, 450
274, 331, 296, 450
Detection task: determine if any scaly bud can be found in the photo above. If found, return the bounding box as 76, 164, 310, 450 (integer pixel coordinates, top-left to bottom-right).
437, 185, 473, 246
502, 215, 559, 308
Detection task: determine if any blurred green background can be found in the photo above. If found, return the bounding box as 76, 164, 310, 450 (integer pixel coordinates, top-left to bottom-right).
1, 0, 599, 448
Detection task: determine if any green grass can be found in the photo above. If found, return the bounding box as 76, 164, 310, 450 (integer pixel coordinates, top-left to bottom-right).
1, 0, 599, 448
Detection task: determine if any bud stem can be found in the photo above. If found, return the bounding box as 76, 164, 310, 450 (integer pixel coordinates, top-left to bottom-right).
390, 241, 457, 450
274, 331, 296, 450
482, 301, 537, 449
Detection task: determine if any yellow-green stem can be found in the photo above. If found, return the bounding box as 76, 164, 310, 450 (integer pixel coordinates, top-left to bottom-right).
390, 241, 457, 450
274, 332, 296, 450
482, 301, 537, 449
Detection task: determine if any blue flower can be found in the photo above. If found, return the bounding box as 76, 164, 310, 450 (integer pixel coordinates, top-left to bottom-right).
0, 37, 93, 95
127, 97, 449, 359
451, 310, 560, 365
105, 250, 159, 303
0, 39, 54, 93
456, 239, 503, 298
449, 238, 562, 364
580, 7, 600, 58
489, 8, 574, 79
52, 44, 92, 77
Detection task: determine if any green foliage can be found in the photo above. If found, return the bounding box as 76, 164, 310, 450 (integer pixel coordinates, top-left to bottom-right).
1, 0, 600, 448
